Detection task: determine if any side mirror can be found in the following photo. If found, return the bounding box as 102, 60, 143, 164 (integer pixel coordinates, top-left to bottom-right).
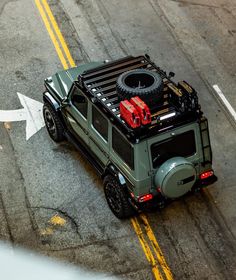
168, 72, 175, 78
72, 95, 85, 103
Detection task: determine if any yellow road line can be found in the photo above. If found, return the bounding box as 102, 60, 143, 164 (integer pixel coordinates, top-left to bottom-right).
131, 217, 164, 280
35, 2, 173, 279
35, 0, 69, 69
41, 0, 76, 68
140, 214, 174, 280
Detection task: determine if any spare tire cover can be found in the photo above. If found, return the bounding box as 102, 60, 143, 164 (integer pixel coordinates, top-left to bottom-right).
155, 157, 196, 199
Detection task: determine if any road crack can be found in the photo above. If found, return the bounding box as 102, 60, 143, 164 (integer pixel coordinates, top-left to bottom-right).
31, 206, 80, 236
170, 0, 220, 9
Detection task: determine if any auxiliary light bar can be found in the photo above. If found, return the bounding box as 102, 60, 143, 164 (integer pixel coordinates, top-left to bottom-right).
160, 112, 176, 121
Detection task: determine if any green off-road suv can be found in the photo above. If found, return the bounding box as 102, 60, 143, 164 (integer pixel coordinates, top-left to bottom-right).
43, 55, 217, 218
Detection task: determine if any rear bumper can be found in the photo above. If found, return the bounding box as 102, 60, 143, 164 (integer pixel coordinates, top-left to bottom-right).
194, 174, 218, 189
129, 174, 218, 211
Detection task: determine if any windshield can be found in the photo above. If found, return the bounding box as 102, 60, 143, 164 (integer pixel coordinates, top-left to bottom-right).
151, 130, 196, 168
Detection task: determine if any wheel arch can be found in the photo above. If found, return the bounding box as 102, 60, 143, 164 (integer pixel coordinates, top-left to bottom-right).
43, 91, 67, 128
102, 163, 127, 187
103, 165, 136, 218
43, 91, 60, 111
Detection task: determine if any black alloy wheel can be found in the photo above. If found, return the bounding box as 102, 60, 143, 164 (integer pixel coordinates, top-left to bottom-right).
103, 175, 135, 219
43, 103, 65, 142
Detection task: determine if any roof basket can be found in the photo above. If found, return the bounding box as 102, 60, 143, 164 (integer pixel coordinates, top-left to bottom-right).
77, 55, 201, 140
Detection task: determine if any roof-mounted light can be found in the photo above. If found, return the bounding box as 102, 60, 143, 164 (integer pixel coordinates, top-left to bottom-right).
160, 112, 176, 121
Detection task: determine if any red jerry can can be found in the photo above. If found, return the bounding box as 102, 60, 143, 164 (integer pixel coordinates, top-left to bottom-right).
130, 96, 151, 125
120, 100, 141, 128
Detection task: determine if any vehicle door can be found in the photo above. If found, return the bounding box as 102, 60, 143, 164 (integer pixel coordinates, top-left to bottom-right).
89, 105, 110, 168
64, 84, 89, 145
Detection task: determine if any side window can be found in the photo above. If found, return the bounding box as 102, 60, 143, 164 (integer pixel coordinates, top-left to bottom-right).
92, 106, 108, 141
112, 127, 134, 169
71, 86, 88, 119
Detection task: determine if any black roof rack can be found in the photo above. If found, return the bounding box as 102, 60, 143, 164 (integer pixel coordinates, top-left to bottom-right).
77, 55, 201, 141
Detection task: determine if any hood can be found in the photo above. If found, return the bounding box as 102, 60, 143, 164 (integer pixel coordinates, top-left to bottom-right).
45, 62, 103, 99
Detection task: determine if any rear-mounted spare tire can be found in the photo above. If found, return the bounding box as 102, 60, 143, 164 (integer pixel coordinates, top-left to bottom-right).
116, 69, 164, 105
155, 157, 196, 199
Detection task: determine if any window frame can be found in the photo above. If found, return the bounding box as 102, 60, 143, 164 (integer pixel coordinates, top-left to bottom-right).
112, 127, 134, 170
91, 105, 109, 142
70, 86, 88, 120
150, 130, 196, 168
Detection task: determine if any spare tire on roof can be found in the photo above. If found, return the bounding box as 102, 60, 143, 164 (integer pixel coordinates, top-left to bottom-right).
116, 69, 164, 105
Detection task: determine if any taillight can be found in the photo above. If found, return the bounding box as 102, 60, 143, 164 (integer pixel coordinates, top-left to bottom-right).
138, 194, 153, 203
200, 170, 214, 180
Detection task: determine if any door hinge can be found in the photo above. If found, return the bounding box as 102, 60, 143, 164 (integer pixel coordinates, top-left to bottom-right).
148, 170, 155, 176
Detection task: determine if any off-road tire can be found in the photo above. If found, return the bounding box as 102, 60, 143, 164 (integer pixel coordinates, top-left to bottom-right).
103, 175, 135, 219
116, 69, 164, 105
43, 103, 65, 142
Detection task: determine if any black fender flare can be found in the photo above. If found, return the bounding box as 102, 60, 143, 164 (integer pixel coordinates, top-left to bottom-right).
103, 164, 138, 211
43, 91, 67, 129
102, 164, 127, 186
43, 91, 60, 111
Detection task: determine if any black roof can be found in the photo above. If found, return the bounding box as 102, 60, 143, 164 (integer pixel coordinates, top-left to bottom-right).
77, 55, 202, 142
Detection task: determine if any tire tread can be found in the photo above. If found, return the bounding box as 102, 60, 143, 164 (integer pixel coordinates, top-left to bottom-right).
43, 103, 65, 142
103, 175, 135, 219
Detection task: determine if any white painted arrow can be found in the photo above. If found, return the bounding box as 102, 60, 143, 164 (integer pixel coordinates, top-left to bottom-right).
0, 92, 45, 140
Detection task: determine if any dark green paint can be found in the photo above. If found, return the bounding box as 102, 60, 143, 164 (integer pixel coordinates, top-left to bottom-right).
43, 61, 216, 206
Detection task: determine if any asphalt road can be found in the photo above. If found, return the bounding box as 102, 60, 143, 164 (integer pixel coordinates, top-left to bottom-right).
0, 0, 236, 279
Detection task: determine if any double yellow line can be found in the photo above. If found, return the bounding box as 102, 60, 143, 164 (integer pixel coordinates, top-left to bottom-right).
35, 1, 173, 279
131, 214, 173, 280
35, 0, 75, 69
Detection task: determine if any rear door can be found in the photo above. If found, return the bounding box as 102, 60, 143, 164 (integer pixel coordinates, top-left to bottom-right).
148, 124, 200, 170
88, 105, 110, 168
